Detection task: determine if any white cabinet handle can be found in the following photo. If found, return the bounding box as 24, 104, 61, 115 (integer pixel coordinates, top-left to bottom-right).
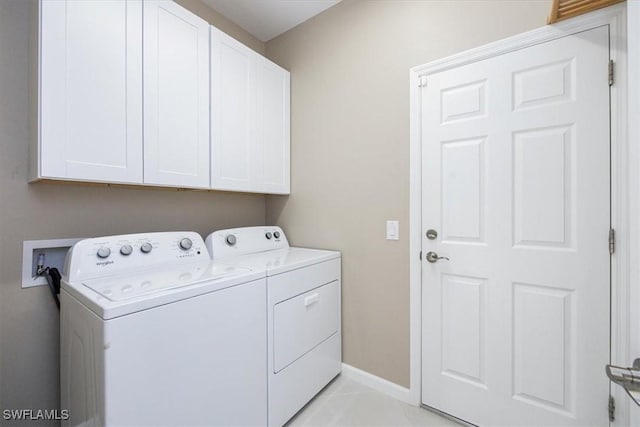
304, 293, 320, 307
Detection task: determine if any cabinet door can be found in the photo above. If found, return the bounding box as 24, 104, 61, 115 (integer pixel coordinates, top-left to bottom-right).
144, 1, 210, 188
210, 28, 290, 195
255, 57, 290, 194
210, 27, 254, 192
39, 0, 143, 184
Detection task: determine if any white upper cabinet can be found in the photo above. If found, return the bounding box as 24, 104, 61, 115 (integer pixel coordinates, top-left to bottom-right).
143, 1, 210, 188
210, 27, 290, 194
255, 56, 290, 194
37, 1, 288, 194
38, 0, 143, 184
210, 28, 254, 191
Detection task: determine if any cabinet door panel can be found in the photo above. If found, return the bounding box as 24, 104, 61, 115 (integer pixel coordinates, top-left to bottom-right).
40, 0, 143, 183
144, 1, 209, 188
210, 27, 254, 191
210, 28, 290, 195
255, 57, 290, 194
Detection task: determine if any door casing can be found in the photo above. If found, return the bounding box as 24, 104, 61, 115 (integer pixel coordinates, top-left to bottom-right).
628, 2, 640, 425
408, 4, 630, 425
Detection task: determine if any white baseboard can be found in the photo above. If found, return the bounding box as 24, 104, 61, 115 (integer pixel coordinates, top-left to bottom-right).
340, 363, 417, 406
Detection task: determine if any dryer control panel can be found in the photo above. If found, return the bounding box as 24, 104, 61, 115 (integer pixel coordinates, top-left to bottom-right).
206, 226, 289, 260
65, 232, 209, 282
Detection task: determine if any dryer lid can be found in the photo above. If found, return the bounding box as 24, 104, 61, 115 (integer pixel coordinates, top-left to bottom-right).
217, 247, 340, 275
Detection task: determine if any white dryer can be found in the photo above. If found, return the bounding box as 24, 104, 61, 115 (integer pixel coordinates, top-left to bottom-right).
61, 231, 267, 426
206, 226, 342, 427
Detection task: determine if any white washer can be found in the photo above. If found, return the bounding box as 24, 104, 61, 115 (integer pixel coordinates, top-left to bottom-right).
206, 226, 342, 427
61, 231, 267, 426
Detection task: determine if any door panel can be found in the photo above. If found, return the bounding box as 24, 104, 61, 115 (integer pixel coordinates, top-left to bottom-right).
512, 59, 574, 110
512, 283, 574, 414
421, 26, 610, 426
440, 80, 487, 124
441, 138, 486, 243
441, 274, 487, 387
513, 126, 574, 248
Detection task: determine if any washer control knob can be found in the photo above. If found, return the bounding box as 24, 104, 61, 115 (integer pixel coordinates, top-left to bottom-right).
120, 245, 133, 256
97, 247, 111, 259
274, 231, 281, 239
226, 235, 237, 246
265, 232, 272, 240
179, 238, 193, 251
140, 242, 153, 254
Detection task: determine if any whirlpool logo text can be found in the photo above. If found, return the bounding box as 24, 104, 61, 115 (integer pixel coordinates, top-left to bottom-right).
96, 260, 114, 267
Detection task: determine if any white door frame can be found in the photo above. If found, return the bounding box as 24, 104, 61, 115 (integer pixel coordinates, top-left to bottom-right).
627, 1, 640, 424
408, 4, 631, 424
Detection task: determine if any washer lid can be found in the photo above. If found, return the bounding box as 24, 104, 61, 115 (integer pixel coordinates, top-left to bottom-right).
82, 262, 250, 302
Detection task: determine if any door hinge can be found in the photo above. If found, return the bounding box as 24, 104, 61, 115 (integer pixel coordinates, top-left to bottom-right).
609, 228, 615, 255
419, 250, 422, 260
609, 394, 615, 422
418, 76, 428, 88
609, 60, 615, 86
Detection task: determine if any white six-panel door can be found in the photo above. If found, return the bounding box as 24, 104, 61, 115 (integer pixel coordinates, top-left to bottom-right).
421, 26, 610, 426
143, 0, 210, 188
39, 0, 143, 183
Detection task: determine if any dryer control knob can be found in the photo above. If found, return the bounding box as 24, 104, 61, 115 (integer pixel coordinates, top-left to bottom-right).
179, 238, 193, 250
274, 231, 281, 239
265, 232, 272, 240
120, 245, 133, 256
97, 247, 111, 259
226, 235, 237, 246
140, 242, 153, 254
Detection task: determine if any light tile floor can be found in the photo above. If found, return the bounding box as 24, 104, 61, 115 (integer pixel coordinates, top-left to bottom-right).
287, 375, 463, 427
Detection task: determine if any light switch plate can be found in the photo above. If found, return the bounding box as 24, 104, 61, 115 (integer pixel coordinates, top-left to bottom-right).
386, 220, 399, 240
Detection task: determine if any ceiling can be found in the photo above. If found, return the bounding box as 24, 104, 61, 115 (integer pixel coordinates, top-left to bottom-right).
202, 0, 342, 42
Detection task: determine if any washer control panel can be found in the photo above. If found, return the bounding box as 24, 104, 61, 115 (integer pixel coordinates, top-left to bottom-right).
205, 226, 289, 260
65, 231, 209, 282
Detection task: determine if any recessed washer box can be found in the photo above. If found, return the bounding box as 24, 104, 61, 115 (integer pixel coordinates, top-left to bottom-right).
22, 238, 83, 288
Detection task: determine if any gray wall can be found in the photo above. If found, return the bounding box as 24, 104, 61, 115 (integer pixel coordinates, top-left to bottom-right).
265, 0, 551, 387
0, 0, 266, 422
